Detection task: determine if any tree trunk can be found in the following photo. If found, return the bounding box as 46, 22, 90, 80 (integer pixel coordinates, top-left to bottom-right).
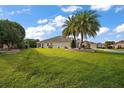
7, 43, 11, 50
74, 35, 76, 48
80, 32, 83, 48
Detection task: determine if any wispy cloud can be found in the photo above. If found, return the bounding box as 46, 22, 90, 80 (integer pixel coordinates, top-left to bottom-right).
97, 27, 110, 35
61, 6, 83, 13
116, 34, 121, 38
17, 8, 30, 14
0, 8, 3, 16
37, 19, 48, 24
90, 5, 112, 11
113, 23, 124, 33
10, 11, 15, 15
0, 8, 3, 12
10, 8, 31, 15
115, 6, 124, 13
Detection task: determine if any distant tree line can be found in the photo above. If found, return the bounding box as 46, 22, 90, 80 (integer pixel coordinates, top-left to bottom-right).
105, 41, 115, 49
24, 39, 39, 48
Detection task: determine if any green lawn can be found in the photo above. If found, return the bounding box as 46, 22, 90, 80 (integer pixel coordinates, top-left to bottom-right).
0, 48, 124, 88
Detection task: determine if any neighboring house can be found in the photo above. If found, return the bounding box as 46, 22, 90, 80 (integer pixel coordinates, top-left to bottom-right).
37, 36, 124, 49
97, 43, 105, 48
0, 44, 8, 50
82, 41, 97, 49
114, 40, 124, 49
37, 36, 72, 48
108, 44, 115, 49
90, 42, 97, 49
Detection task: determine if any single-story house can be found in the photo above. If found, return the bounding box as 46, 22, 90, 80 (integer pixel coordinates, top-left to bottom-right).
0, 44, 8, 50
82, 41, 97, 49
37, 36, 124, 49
90, 42, 97, 49
37, 36, 72, 48
97, 43, 105, 48
37, 36, 98, 49
114, 40, 124, 49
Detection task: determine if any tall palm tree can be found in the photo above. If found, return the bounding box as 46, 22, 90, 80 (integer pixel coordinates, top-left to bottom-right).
62, 10, 100, 48
75, 10, 101, 47
62, 16, 78, 47
63, 16, 77, 37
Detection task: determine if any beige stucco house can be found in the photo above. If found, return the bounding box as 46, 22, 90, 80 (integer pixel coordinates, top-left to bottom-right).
37, 36, 72, 48
0, 44, 9, 50
82, 41, 97, 49
37, 36, 124, 49
114, 40, 124, 49
90, 42, 97, 49
37, 36, 99, 49
97, 43, 105, 48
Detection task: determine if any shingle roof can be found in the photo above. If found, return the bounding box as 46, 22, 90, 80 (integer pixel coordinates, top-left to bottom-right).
115, 40, 124, 44
83, 41, 96, 44
40, 36, 71, 43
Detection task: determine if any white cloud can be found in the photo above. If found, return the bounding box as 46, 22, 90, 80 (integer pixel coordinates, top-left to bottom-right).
0, 8, 3, 17
115, 6, 124, 13
114, 23, 124, 33
69, 15, 72, 17
37, 19, 48, 24
16, 8, 30, 14
97, 27, 109, 35
116, 34, 121, 38
0, 8, 3, 12
53, 15, 66, 27
10, 8, 31, 15
10, 11, 15, 15
26, 15, 66, 40
90, 5, 112, 11
61, 6, 83, 13
26, 24, 56, 40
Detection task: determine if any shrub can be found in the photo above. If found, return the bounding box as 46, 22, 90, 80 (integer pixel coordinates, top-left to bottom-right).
64, 46, 68, 49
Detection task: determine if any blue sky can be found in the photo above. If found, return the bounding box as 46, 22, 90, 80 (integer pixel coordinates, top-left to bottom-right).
0, 5, 124, 42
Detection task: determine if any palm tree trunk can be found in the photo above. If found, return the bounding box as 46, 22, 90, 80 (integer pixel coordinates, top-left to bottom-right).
7, 43, 10, 50
74, 35, 76, 48
80, 33, 83, 48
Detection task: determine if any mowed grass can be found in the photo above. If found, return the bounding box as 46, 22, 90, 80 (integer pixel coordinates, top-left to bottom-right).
0, 48, 124, 88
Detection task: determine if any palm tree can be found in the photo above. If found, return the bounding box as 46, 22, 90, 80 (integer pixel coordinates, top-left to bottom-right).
62, 16, 78, 48
75, 10, 101, 47
62, 10, 100, 48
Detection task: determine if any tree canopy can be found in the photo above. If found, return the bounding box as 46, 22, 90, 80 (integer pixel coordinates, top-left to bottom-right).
0, 19, 25, 48
24, 39, 39, 48
105, 41, 115, 49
